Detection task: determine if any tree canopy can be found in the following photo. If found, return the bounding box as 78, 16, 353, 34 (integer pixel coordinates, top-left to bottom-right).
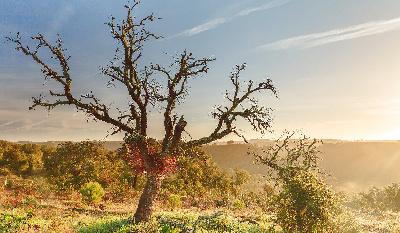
7, 1, 277, 222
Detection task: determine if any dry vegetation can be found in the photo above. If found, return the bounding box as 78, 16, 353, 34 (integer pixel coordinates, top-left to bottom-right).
1, 174, 400, 232
1, 139, 400, 232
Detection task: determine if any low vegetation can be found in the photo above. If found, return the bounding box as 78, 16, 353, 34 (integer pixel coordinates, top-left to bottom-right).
1, 139, 400, 232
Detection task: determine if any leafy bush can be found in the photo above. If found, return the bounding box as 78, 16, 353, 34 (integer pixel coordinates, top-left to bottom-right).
31, 176, 53, 198
23, 195, 38, 206
158, 211, 231, 232
232, 199, 244, 210
355, 183, 400, 212
165, 194, 182, 209
383, 183, 400, 211
274, 170, 336, 232
0, 141, 44, 176
162, 147, 249, 200
252, 131, 337, 232
43, 141, 125, 193
80, 182, 105, 205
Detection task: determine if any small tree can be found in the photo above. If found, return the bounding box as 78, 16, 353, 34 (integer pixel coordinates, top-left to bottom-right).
0, 146, 29, 175
0, 142, 44, 176
43, 141, 122, 193
7, 2, 277, 222
80, 181, 105, 205
251, 131, 336, 232
21, 143, 43, 175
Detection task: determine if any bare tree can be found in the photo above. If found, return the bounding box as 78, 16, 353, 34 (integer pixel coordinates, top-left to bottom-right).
7, 2, 277, 222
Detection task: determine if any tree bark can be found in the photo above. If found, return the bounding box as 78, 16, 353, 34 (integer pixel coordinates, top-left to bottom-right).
133, 173, 163, 222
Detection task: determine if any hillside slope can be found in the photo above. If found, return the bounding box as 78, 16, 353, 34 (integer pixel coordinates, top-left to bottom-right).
203, 141, 400, 192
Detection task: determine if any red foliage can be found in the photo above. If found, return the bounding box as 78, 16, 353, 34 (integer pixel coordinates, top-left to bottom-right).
120, 139, 179, 176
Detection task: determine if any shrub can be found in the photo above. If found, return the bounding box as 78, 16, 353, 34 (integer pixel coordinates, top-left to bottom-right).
31, 177, 53, 198
334, 212, 361, 233
356, 183, 400, 212
0, 141, 44, 176
252, 131, 337, 232
79, 182, 105, 205
162, 147, 249, 200
274, 170, 336, 232
232, 199, 244, 210
43, 141, 126, 193
165, 194, 182, 209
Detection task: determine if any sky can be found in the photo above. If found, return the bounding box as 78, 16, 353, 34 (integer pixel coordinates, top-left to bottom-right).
1, 0, 400, 142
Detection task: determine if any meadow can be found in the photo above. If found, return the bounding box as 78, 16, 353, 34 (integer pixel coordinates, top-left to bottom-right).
1, 139, 400, 232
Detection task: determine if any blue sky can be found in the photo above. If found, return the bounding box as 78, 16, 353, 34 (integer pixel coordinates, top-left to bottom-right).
1, 0, 400, 141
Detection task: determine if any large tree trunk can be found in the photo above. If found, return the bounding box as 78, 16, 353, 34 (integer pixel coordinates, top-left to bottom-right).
133, 173, 163, 222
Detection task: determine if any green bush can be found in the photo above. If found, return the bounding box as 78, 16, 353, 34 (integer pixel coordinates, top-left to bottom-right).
43, 141, 126, 193
79, 182, 105, 205
23, 195, 39, 206
0, 141, 44, 176
162, 147, 249, 200
232, 199, 244, 210
252, 131, 337, 232
274, 170, 336, 232
165, 194, 182, 209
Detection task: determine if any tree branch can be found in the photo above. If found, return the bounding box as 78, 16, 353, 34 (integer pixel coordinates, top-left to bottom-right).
187, 64, 277, 147
6, 33, 135, 135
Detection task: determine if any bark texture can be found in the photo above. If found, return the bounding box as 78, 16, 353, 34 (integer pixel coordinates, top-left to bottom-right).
133, 173, 163, 222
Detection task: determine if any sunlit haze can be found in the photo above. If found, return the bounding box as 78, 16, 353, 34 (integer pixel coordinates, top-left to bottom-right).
1, 0, 400, 142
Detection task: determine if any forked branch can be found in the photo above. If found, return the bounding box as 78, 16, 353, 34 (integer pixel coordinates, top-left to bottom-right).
187, 64, 277, 146
6, 33, 135, 135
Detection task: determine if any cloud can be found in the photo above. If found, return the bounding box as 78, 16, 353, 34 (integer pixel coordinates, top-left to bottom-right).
175, 18, 229, 37
0, 120, 22, 128
1, 119, 50, 133
170, 0, 290, 38
236, 0, 290, 17
257, 17, 400, 50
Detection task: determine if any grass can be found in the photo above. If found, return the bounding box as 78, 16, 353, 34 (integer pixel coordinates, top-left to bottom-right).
1, 176, 400, 232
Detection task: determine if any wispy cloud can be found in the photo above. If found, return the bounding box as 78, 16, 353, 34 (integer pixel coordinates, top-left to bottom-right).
256, 17, 400, 50
175, 18, 229, 37
236, 0, 290, 17
0, 120, 22, 128
170, 0, 290, 38
1, 119, 50, 133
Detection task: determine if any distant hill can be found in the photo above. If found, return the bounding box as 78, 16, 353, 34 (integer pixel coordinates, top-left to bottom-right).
319, 141, 400, 192
203, 140, 400, 192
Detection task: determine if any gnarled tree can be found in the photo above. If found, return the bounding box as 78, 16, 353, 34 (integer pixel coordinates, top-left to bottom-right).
7, 2, 277, 222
